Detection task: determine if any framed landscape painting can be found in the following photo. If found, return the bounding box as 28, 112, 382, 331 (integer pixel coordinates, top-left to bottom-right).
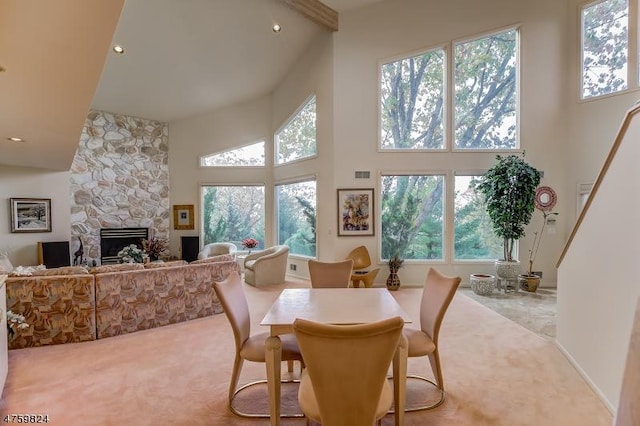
10, 198, 52, 233
337, 188, 374, 236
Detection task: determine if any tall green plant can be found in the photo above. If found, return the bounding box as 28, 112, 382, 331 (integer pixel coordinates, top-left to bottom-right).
475, 154, 541, 262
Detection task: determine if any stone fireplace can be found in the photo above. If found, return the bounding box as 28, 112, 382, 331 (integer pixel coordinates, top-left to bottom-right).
100, 228, 149, 265
69, 110, 170, 264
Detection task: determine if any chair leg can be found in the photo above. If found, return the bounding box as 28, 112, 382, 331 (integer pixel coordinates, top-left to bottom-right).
228, 355, 244, 402
428, 349, 444, 390
287, 360, 294, 373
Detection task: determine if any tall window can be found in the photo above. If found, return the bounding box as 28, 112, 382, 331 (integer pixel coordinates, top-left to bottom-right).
276, 179, 316, 257
581, 0, 629, 99
201, 185, 265, 248
454, 28, 518, 149
454, 175, 502, 260
380, 174, 444, 260
380, 48, 445, 150
200, 141, 265, 167
275, 96, 317, 165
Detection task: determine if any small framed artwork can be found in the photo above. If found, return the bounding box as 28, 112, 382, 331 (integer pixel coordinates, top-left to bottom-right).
173, 204, 195, 230
337, 188, 374, 236
10, 198, 52, 233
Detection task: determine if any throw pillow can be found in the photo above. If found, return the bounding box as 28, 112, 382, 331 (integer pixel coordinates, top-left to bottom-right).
0, 253, 13, 273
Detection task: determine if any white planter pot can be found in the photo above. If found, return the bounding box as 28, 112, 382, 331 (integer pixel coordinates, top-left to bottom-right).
470, 274, 496, 296
495, 260, 521, 292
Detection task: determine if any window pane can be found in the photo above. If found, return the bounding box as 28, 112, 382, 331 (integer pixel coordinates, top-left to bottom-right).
582, 0, 628, 98
201, 185, 265, 248
380, 49, 445, 149
276, 180, 316, 257
275, 96, 317, 165
454, 29, 518, 149
200, 141, 265, 167
380, 174, 444, 260
454, 175, 502, 260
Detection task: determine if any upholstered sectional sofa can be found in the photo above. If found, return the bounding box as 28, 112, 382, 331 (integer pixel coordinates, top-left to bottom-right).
5, 256, 239, 349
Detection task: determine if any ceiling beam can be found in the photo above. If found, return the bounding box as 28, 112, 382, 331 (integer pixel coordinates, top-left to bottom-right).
280, 0, 339, 32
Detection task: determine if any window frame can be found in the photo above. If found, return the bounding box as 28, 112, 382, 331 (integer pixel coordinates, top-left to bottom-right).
378, 170, 448, 264
451, 170, 505, 263
199, 183, 266, 249
378, 44, 448, 152
377, 25, 521, 153
451, 25, 521, 152
199, 140, 266, 168
274, 175, 318, 259
274, 94, 318, 166
579, 0, 639, 101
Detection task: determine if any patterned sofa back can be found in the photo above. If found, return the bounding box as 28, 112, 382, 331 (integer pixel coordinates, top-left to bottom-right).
94, 260, 240, 339
6, 274, 96, 349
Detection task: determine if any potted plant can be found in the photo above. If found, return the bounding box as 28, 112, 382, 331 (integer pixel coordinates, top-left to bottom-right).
518, 186, 559, 292
117, 244, 145, 263
386, 254, 404, 291
241, 238, 259, 255
6, 310, 29, 340
142, 237, 169, 261
476, 154, 541, 291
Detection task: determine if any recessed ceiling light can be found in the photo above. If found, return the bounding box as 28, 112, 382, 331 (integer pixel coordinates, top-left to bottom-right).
7, 137, 24, 142
112, 45, 125, 55
272, 24, 282, 33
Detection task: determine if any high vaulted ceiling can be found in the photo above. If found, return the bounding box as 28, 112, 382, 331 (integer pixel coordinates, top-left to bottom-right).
0, 0, 383, 171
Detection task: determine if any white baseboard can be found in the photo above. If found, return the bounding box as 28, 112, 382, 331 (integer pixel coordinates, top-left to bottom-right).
555, 340, 615, 415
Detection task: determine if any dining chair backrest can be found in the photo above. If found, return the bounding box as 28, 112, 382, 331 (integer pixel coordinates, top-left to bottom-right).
213, 271, 251, 352
293, 316, 404, 426
420, 267, 461, 344
308, 259, 354, 288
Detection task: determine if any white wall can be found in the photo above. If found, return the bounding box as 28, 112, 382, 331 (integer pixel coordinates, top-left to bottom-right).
0, 166, 71, 266
168, 95, 272, 258
557, 105, 640, 410
271, 32, 335, 276
330, 0, 569, 285
168, 0, 571, 286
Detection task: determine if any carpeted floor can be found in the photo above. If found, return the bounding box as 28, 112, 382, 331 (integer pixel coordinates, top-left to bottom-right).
0, 278, 612, 425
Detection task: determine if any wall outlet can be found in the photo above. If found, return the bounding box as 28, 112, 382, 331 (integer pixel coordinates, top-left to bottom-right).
289, 264, 297, 271
532, 271, 543, 278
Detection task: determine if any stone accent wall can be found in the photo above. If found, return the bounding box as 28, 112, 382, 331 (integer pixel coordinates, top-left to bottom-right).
70, 110, 170, 264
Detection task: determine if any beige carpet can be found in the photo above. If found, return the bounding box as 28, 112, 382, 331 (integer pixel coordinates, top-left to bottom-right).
0, 278, 612, 425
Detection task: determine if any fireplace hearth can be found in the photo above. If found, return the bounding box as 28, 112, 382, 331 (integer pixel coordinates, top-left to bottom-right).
100, 228, 149, 265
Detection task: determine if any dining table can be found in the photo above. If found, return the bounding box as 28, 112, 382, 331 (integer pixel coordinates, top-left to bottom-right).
260, 287, 412, 426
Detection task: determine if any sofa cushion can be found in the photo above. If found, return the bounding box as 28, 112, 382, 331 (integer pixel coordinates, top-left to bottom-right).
144, 260, 188, 269
89, 263, 145, 274
190, 254, 234, 264
32, 266, 89, 276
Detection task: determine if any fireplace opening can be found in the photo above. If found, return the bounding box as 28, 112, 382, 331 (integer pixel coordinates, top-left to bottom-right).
100, 228, 149, 265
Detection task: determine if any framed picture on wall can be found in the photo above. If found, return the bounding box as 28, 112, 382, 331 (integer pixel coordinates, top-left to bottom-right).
337, 188, 374, 236
173, 204, 194, 230
10, 198, 52, 233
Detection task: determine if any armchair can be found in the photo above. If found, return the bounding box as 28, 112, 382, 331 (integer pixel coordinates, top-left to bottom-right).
346, 245, 380, 288
197, 242, 238, 260
243, 245, 289, 286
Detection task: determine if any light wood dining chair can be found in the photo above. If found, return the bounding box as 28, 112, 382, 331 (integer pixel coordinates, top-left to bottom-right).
293, 316, 404, 426
403, 267, 461, 411
213, 271, 304, 417
308, 259, 354, 288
